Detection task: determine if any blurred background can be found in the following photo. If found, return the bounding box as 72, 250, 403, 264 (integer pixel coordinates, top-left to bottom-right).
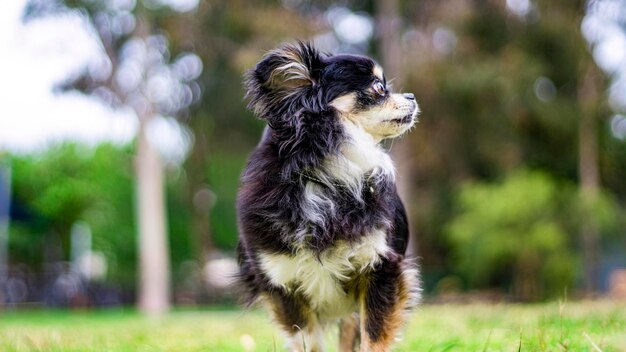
0, 0, 625, 315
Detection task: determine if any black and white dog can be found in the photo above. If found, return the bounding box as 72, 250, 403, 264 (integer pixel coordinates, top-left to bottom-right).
236, 42, 420, 352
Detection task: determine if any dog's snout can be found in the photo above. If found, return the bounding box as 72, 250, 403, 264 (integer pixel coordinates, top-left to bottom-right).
403, 93, 415, 100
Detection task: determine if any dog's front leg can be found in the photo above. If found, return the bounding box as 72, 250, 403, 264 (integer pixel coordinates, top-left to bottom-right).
264, 290, 325, 352
359, 258, 416, 352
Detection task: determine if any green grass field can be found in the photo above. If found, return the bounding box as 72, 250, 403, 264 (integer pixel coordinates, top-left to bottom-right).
0, 301, 624, 351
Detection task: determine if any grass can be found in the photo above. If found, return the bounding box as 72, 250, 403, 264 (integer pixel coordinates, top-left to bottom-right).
0, 301, 625, 351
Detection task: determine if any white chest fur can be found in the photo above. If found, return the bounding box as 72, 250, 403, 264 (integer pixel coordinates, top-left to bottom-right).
303, 121, 395, 215
322, 121, 395, 191
259, 229, 389, 316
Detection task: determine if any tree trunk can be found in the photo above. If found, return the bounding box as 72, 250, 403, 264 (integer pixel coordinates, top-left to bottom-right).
578, 66, 601, 295
135, 112, 171, 315
376, 0, 419, 257
129, 10, 172, 316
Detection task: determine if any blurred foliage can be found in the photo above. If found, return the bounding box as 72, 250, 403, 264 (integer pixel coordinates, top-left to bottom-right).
448, 171, 571, 299
7, 0, 626, 301
207, 151, 249, 249
400, 0, 626, 296
9, 144, 195, 288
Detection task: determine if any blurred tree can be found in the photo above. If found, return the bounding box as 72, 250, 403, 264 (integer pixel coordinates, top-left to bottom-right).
447, 170, 577, 300
166, 0, 624, 298
13, 0, 624, 303
447, 169, 619, 300
25, 0, 203, 314
10, 144, 136, 285
395, 0, 623, 294
9, 143, 196, 293
161, 1, 317, 254
376, 0, 420, 257
578, 65, 602, 293
580, 0, 626, 292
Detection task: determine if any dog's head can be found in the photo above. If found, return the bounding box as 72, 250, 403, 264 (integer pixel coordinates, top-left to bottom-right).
245, 42, 419, 141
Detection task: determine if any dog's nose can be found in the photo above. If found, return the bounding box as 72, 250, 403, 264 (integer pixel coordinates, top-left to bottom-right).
403, 93, 415, 100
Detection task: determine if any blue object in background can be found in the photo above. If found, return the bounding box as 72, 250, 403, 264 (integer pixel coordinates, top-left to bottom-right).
0, 163, 11, 287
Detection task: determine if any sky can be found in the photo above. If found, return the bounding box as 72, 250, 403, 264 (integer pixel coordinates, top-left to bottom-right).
0, 0, 138, 154
0, 0, 624, 156
0, 0, 194, 161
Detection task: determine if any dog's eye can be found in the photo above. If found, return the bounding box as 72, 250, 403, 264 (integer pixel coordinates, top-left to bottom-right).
373, 81, 386, 96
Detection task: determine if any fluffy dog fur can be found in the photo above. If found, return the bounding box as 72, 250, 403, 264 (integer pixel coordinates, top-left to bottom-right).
236, 42, 421, 352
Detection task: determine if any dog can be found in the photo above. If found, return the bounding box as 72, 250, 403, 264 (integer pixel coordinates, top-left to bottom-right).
236, 42, 420, 352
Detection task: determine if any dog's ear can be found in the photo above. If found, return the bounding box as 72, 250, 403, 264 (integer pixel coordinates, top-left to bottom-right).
244, 41, 323, 120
